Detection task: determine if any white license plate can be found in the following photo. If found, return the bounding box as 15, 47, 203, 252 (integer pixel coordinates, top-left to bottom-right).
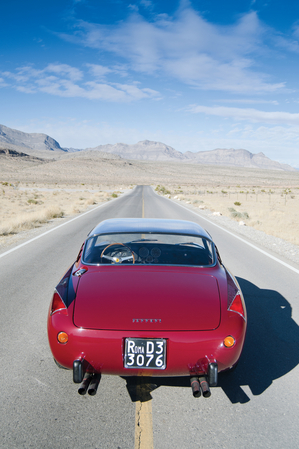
124, 338, 166, 369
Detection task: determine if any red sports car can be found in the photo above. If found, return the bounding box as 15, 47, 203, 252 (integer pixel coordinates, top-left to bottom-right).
47, 218, 246, 397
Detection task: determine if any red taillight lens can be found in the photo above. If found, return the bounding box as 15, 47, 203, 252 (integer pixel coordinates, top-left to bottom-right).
226, 271, 246, 320
228, 293, 245, 319
50, 290, 67, 315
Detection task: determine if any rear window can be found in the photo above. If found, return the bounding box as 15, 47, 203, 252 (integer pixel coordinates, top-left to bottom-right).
82, 232, 215, 267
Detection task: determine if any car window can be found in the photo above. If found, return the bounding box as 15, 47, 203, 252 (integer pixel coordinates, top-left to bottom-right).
83, 232, 215, 267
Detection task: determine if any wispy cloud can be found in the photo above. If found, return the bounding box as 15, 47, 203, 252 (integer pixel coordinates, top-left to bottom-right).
45, 63, 83, 81
215, 99, 279, 105
140, 0, 154, 10
86, 63, 112, 78
187, 105, 299, 126
58, 7, 286, 94
1, 63, 160, 102
0, 77, 8, 87
273, 35, 299, 54
128, 0, 154, 13
128, 4, 139, 12
227, 124, 299, 143
293, 22, 299, 39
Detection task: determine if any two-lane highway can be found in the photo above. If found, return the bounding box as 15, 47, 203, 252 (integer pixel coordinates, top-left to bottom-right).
1, 186, 299, 448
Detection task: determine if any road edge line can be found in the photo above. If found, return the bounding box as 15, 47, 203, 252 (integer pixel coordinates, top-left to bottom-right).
156, 192, 299, 275
0, 192, 130, 259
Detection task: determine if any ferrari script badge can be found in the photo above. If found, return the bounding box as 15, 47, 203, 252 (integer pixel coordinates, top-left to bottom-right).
132, 318, 162, 323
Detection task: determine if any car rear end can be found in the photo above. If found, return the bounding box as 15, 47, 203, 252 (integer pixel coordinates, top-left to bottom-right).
48, 264, 246, 379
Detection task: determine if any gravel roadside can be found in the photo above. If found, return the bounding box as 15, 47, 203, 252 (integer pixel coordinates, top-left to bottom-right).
1, 194, 299, 269
169, 197, 299, 267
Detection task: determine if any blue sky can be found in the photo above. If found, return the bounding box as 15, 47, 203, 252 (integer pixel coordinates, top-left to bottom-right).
1, 0, 299, 167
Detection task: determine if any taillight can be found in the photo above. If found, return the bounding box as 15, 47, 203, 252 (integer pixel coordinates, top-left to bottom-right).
50, 289, 67, 315
229, 293, 245, 316
226, 271, 246, 320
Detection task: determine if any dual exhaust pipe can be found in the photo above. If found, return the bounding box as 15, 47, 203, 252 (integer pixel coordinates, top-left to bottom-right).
78, 372, 101, 396
190, 362, 218, 398
80, 373, 211, 398
190, 376, 211, 398
79, 372, 212, 397
73, 359, 218, 398
73, 360, 101, 396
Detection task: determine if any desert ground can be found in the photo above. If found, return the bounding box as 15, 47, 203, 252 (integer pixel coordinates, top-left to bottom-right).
1, 151, 299, 246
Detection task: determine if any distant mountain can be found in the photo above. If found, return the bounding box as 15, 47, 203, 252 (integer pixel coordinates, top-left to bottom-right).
0, 124, 66, 156
86, 140, 185, 161
0, 124, 296, 171
86, 140, 296, 171
183, 148, 296, 171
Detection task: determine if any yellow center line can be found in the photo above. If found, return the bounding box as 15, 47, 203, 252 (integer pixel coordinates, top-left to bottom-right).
142, 187, 145, 239
135, 189, 154, 448
134, 381, 154, 449
142, 187, 145, 218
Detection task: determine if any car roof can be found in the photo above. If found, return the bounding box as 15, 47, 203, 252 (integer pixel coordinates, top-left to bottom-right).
88, 218, 212, 240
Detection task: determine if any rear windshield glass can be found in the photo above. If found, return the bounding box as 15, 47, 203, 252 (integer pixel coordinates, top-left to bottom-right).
82, 232, 215, 267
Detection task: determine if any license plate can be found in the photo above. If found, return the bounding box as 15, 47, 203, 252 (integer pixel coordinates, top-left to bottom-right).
124, 338, 166, 369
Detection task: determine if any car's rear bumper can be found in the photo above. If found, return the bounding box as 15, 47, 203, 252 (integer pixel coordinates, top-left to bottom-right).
48, 309, 246, 377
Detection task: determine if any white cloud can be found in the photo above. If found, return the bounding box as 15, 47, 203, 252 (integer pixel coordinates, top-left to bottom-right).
61, 8, 286, 94
128, 4, 139, 12
0, 77, 8, 87
16, 85, 36, 94
188, 105, 299, 126
112, 82, 160, 100
293, 22, 299, 39
1, 63, 160, 102
216, 99, 279, 105
45, 63, 83, 81
273, 35, 299, 54
140, 0, 154, 10
86, 63, 112, 78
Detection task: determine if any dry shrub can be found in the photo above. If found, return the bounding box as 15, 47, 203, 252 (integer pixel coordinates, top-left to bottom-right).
0, 206, 64, 236
72, 206, 81, 214
167, 186, 299, 246
44, 206, 64, 220
86, 197, 97, 205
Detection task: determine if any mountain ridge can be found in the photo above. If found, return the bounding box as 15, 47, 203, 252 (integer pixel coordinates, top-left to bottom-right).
0, 124, 296, 171
86, 140, 296, 171
0, 124, 66, 154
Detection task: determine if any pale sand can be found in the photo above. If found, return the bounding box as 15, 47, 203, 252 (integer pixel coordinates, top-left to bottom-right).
1, 153, 298, 247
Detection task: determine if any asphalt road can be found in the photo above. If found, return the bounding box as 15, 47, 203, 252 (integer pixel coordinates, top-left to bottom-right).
1, 185, 299, 449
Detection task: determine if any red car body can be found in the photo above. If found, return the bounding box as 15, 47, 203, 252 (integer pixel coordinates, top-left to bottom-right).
47, 218, 246, 396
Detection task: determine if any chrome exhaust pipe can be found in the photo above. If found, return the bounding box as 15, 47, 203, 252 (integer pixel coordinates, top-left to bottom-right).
190, 376, 201, 397
78, 372, 92, 395
88, 373, 101, 396
199, 376, 211, 398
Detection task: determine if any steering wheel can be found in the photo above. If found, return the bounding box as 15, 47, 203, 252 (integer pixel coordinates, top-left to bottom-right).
100, 243, 135, 264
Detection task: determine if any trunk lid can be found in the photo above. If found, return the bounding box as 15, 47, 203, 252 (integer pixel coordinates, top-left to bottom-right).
73, 268, 221, 331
